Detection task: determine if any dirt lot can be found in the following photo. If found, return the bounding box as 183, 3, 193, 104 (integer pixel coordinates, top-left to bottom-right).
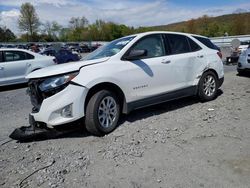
0, 69, 250, 188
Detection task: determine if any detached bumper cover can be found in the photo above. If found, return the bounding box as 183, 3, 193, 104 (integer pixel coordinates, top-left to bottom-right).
30, 84, 88, 127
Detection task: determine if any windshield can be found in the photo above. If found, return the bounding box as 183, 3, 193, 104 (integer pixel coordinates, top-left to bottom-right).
83, 36, 135, 60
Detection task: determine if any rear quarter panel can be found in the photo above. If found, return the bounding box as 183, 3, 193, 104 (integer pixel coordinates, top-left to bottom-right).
204, 50, 224, 79
26, 56, 55, 75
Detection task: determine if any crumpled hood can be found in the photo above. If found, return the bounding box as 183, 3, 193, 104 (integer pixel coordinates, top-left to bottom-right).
26, 57, 109, 79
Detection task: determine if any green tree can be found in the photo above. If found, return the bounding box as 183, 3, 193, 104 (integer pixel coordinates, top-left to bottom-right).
207, 22, 220, 37
231, 14, 246, 35
68, 16, 89, 41
42, 21, 62, 41
0, 27, 16, 42
196, 15, 210, 36
18, 2, 40, 41
186, 19, 196, 34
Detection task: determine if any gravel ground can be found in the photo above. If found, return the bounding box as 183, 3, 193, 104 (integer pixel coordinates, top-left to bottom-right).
0, 68, 250, 188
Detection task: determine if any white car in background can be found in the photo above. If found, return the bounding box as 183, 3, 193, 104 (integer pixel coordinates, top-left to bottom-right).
27, 31, 224, 135
0, 48, 56, 86
238, 41, 250, 53
238, 46, 250, 75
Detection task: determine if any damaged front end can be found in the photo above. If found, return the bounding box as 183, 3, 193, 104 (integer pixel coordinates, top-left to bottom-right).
10, 72, 80, 141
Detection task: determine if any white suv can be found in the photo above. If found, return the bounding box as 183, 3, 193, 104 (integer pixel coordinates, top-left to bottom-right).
238, 46, 250, 75
26, 32, 224, 135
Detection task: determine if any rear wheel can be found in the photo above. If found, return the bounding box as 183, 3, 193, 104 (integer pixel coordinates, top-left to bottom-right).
85, 90, 120, 136
198, 71, 218, 101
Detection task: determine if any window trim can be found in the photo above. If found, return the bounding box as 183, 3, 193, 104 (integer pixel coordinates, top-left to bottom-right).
121, 34, 167, 60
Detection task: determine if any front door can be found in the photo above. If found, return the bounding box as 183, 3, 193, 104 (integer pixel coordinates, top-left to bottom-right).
122, 34, 177, 101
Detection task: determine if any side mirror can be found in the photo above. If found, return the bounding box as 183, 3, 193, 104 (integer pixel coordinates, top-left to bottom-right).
123, 49, 147, 60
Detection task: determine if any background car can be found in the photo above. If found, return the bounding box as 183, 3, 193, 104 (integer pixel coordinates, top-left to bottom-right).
0, 48, 56, 86
237, 45, 250, 75
40, 49, 80, 64
239, 41, 250, 53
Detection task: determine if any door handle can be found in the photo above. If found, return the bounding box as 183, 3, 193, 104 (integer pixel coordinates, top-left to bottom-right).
27, 63, 31, 67
161, 60, 171, 64
197, 55, 204, 58
0, 67, 4, 70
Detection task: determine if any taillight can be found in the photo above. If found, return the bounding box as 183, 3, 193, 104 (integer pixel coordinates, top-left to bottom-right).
217, 51, 222, 59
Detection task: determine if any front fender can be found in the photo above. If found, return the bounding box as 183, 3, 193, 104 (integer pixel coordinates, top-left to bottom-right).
72, 65, 132, 103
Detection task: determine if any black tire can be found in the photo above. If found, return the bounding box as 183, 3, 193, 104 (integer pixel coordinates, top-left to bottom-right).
85, 90, 120, 136
237, 69, 245, 76
198, 71, 218, 101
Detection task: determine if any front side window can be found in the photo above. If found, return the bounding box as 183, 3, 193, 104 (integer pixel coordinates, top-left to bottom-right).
83, 36, 135, 60
166, 34, 190, 55
130, 34, 165, 58
4, 51, 26, 62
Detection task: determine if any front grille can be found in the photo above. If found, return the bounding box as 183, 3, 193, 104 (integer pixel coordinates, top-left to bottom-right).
28, 80, 45, 112
28, 79, 69, 112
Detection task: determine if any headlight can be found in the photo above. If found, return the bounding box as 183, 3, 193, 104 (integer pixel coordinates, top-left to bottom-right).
39, 72, 78, 92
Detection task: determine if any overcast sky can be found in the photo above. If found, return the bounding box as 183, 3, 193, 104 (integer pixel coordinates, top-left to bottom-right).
0, 0, 250, 35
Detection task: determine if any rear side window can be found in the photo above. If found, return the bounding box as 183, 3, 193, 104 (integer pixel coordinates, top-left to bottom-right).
187, 37, 201, 52
193, 36, 217, 50
4, 51, 26, 62
166, 34, 190, 55
26, 52, 34, 59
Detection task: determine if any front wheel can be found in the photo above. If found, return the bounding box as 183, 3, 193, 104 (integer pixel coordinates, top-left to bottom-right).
198, 71, 218, 101
85, 90, 120, 136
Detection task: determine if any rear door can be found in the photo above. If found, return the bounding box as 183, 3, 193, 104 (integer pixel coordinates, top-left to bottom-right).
2, 50, 33, 84
164, 34, 205, 87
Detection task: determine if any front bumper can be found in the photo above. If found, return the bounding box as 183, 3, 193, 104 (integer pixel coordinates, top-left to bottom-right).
30, 84, 88, 127
238, 61, 250, 70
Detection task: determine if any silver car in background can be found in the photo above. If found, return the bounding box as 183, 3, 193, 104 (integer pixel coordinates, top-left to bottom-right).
0, 48, 56, 86
238, 46, 250, 75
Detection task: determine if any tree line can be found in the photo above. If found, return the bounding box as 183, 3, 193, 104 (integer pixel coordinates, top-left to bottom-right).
1, 2, 250, 42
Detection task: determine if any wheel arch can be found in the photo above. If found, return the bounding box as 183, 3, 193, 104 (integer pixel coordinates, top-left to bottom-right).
203, 68, 219, 79
85, 82, 128, 114
197, 68, 219, 94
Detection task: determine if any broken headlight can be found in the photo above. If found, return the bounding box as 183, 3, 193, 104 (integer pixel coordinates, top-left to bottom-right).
39, 72, 78, 92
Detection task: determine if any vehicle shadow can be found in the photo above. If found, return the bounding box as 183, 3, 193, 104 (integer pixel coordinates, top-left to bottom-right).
120, 90, 222, 125
15, 89, 223, 143
0, 83, 27, 92
237, 73, 250, 78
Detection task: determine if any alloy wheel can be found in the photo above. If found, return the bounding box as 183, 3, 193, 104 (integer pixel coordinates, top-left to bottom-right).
203, 75, 216, 97
98, 96, 118, 128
